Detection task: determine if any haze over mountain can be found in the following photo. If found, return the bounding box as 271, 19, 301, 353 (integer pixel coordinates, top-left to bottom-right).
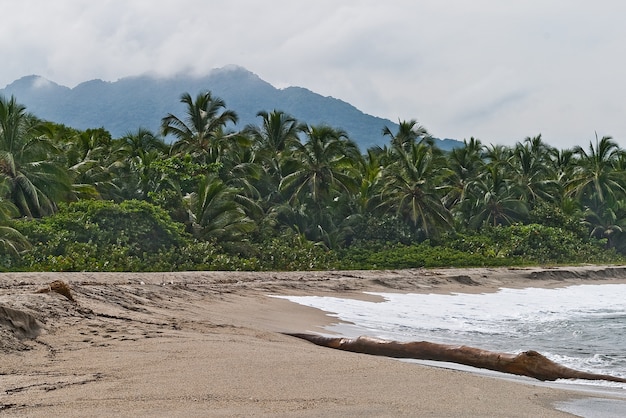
0, 66, 460, 151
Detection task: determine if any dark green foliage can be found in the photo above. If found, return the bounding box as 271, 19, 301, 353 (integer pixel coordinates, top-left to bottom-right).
252, 232, 339, 271
338, 223, 624, 270
346, 214, 419, 245
4, 91, 626, 272
494, 224, 620, 264
162, 241, 261, 272
13, 200, 190, 271
449, 224, 623, 265
527, 202, 588, 239
339, 241, 518, 270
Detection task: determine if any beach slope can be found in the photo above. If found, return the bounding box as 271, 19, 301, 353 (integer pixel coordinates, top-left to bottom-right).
2, 267, 626, 416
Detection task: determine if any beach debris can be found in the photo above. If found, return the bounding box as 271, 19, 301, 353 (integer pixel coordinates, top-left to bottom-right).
286, 333, 626, 383
35, 280, 75, 302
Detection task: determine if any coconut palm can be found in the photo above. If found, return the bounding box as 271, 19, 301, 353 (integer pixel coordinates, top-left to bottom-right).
379, 142, 451, 238
0, 96, 72, 217
444, 137, 486, 209
113, 128, 169, 200
119, 128, 167, 159
351, 148, 385, 215
583, 201, 626, 249
61, 128, 118, 200
566, 135, 626, 205
465, 164, 529, 228
280, 125, 361, 205
245, 110, 303, 201
184, 173, 256, 242
0, 177, 30, 256
247, 110, 302, 159
484, 143, 513, 167
552, 148, 576, 183
382, 119, 431, 152
275, 125, 362, 247
162, 91, 238, 164
509, 135, 559, 207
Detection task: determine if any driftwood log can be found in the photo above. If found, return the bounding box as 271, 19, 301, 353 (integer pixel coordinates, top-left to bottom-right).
35, 280, 75, 302
286, 333, 626, 383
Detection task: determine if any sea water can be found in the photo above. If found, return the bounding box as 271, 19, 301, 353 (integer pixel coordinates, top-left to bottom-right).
276, 284, 626, 390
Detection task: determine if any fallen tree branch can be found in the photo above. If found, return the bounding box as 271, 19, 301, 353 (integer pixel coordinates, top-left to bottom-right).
285, 333, 626, 383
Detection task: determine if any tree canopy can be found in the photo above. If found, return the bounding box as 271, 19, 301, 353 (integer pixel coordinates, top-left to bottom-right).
2, 92, 625, 271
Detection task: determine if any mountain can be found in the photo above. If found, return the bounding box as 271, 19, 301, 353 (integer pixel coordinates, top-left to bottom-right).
0, 66, 461, 151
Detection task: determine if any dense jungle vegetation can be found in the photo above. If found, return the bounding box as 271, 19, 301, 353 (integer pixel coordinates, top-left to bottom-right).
1, 92, 625, 271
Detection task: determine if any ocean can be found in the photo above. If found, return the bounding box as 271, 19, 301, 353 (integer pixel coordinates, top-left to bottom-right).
276, 283, 626, 390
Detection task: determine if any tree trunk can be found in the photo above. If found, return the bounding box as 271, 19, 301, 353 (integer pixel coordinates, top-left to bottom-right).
286, 333, 626, 383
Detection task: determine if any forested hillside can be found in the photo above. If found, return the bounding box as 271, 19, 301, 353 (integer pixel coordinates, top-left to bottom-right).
0, 66, 460, 151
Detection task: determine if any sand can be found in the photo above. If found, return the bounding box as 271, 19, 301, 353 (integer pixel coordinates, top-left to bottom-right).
2, 266, 626, 417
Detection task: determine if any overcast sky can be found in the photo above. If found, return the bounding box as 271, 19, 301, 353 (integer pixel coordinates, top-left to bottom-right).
1, 0, 625, 149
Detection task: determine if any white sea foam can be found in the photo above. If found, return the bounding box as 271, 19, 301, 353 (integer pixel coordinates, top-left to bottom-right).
275, 284, 626, 389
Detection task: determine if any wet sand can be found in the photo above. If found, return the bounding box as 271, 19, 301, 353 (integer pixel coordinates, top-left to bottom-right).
2, 266, 626, 416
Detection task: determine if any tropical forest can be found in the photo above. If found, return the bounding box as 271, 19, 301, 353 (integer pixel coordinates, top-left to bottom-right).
1, 91, 625, 272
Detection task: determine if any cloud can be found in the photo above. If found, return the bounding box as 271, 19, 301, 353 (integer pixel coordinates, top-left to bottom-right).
2, 1, 626, 149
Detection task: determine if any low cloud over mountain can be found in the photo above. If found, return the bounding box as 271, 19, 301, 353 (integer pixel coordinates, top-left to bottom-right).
1, 66, 459, 150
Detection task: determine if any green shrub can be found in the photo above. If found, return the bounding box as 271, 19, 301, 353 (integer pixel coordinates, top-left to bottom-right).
339, 241, 520, 270
253, 231, 339, 271
495, 224, 621, 264
345, 214, 419, 246
14, 200, 192, 271
449, 224, 624, 265
170, 240, 261, 271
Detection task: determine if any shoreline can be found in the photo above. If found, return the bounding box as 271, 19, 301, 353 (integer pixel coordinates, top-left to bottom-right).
2, 266, 626, 416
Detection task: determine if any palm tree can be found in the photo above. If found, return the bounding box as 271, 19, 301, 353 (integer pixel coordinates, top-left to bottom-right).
552, 148, 576, 184
275, 125, 362, 247
379, 142, 451, 238
280, 125, 361, 205
0, 96, 72, 217
484, 143, 513, 167
465, 164, 529, 228
583, 201, 626, 249
0, 177, 30, 257
119, 128, 167, 158
162, 91, 238, 164
247, 110, 302, 158
444, 137, 485, 209
114, 128, 169, 200
243, 110, 304, 210
184, 173, 256, 242
351, 148, 385, 215
509, 135, 559, 207
561, 136, 626, 249
62, 128, 118, 200
382, 119, 431, 152
245, 110, 303, 202
566, 135, 626, 205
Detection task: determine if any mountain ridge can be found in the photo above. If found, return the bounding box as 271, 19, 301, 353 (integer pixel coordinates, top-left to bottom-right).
0, 67, 460, 150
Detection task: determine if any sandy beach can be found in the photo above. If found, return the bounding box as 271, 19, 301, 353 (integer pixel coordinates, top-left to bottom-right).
2, 266, 626, 417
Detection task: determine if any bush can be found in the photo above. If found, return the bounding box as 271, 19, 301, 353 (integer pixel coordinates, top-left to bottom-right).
10, 199, 624, 272
345, 214, 419, 246
14, 200, 192, 271
252, 231, 339, 271
339, 241, 520, 270
449, 224, 624, 265
497, 224, 621, 264
168, 241, 261, 271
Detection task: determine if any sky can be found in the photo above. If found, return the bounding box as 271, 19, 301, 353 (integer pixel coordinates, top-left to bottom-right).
1, 0, 625, 150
